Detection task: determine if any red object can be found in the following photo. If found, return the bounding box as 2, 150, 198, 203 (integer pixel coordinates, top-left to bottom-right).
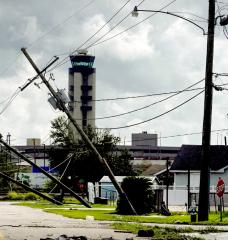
216, 178, 225, 198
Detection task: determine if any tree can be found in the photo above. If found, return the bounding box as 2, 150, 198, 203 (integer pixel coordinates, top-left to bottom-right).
108, 149, 136, 176
0, 151, 16, 192
48, 116, 136, 184
116, 176, 155, 215
50, 115, 75, 147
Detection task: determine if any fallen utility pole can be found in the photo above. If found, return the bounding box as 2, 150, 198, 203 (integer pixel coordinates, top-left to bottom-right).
0, 171, 62, 205
0, 138, 91, 208
21, 47, 137, 215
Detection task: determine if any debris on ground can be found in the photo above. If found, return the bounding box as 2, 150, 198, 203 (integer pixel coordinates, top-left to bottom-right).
40, 235, 88, 240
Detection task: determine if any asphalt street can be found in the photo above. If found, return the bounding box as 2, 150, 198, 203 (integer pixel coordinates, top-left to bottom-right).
1, 202, 228, 240
0, 202, 135, 240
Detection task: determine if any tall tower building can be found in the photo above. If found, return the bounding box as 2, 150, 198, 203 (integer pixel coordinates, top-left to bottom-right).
68, 50, 96, 137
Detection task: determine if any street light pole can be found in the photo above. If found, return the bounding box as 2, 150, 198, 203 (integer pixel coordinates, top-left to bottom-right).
133, 1, 216, 221
132, 6, 206, 34
198, 0, 215, 221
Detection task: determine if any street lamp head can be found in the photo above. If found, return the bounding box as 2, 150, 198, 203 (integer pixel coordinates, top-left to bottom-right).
132, 6, 139, 17
220, 15, 228, 26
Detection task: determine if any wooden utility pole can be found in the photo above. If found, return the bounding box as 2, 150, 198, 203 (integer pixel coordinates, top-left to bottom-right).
0, 171, 62, 205
198, 0, 215, 221
187, 169, 190, 209
0, 138, 91, 208
166, 157, 169, 209
21, 48, 137, 215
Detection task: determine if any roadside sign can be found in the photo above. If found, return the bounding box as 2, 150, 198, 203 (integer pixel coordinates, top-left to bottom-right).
217, 177, 225, 198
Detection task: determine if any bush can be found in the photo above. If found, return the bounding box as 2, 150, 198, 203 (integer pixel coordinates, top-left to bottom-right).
116, 176, 155, 215
24, 192, 39, 200
7, 191, 24, 200
6, 191, 40, 200
43, 180, 56, 192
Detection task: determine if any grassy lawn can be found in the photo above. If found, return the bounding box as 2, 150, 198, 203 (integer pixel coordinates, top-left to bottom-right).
112, 223, 225, 240
17, 200, 228, 225
15, 200, 228, 240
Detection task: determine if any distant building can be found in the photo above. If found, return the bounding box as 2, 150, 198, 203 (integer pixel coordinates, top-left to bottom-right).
10, 132, 180, 188
12, 139, 51, 189
118, 132, 179, 164
68, 49, 96, 136
132, 131, 158, 147
99, 175, 159, 200
26, 138, 41, 146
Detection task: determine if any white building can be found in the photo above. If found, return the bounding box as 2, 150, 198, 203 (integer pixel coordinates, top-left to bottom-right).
169, 145, 228, 206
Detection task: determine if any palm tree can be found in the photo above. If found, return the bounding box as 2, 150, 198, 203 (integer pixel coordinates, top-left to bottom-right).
116, 176, 155, 215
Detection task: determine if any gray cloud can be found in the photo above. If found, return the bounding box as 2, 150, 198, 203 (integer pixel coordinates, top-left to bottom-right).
1, 0, 228, 147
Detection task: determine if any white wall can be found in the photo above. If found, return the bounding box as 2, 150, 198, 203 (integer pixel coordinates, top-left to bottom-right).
168, 169, 228, 206
163, 189, 188, 206
174, 172, 200, 188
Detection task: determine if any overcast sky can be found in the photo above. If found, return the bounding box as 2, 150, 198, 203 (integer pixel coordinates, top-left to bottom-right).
1, 0, 228, 147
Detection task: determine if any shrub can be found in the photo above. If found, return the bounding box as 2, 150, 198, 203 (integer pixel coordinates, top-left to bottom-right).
7, 191, 24, 200
116, 176, 155, 215
43, 180, 56, 192
24, 192, 39, 200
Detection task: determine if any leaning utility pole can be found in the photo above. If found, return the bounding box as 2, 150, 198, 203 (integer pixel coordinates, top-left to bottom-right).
0, 138, 90, 208
0, 171, 62, 205
198, 0, 215, 221
21, 48, 137, 215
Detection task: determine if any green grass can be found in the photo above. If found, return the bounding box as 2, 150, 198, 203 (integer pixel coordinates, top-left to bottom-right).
112, 223, 206, 240
15, 201, 228, 239
16, 201, 228, 225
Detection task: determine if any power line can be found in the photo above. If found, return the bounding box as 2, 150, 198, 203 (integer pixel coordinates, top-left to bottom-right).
74, 82, 228, 121
0, 52, 23, 78
48, 152, 74, 173
95, 89, 202, 120
46, 0, 177, 73
71, 80, 228, 103
171, 11, 207, 21
119, 127, 228, 143
73, 87, 202, 103
0, 89, 21, 116
0, 56, 60, 116
98, 90, 204, 130
85, 87, 205, 102
77, 78, 205, 120
87, 0, 178, 48
88, 1, 211, 49
47, 0, 135, 73
162, 128, 228, 139
49, 153, 74, 193
84, 0, 147, 49
73, 0, 133, 53
0, 1, 94, 83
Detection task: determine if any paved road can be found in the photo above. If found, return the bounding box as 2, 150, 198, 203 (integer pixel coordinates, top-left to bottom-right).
0, 202, 135, 240
1, 202, 228, 240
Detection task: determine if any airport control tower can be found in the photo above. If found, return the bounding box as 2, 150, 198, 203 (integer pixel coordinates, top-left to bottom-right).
68, 49, 96, 136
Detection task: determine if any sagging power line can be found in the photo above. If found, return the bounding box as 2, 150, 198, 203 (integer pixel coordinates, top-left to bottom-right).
98, 90, 204, 130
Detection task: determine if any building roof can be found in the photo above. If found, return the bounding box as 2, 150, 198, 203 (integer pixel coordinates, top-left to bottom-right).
170, 145, 228, 171
142, 164, 167, 176
100, 175, 159, 184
